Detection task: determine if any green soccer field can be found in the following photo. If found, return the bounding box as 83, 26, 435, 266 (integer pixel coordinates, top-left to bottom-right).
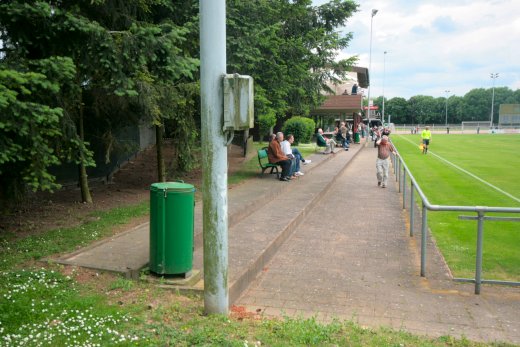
391, 134, 520, 281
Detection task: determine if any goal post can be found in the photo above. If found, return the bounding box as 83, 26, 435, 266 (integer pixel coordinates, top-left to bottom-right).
461, 121, 490, 133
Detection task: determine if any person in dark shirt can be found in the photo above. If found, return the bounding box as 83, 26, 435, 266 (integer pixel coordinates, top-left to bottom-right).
351, 83, 358, 95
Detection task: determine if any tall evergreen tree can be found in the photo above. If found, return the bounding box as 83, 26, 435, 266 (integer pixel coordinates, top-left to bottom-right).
0, 0, 198, 201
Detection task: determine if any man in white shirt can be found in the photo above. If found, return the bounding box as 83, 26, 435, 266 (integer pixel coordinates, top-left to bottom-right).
280, 134, 311, 176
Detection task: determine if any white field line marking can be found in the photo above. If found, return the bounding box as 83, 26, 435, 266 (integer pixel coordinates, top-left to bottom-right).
397, 135, 520, 204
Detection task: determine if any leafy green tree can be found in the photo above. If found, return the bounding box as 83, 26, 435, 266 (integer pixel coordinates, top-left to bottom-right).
0, 57, 76, 203
407, 95, 437, 125
282, 116, 316, 144
385, 97, 408, 124
258, 110, 277, 141
0, 0, 198, 200
227, 0, 358, 124
460, 88, 490, 121
446, 95, 463, 124
372, 88, 519, 126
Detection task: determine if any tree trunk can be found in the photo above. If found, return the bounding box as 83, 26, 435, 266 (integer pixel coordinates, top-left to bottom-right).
156, 124, 166, 182
78, 93, 92, 203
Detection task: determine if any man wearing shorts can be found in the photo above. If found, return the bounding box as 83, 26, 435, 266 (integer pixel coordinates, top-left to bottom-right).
421, 126, 432, 154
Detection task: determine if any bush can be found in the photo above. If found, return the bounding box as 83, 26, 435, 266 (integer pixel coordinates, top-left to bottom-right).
282, 116, 315, 144
258, 110, 277, 140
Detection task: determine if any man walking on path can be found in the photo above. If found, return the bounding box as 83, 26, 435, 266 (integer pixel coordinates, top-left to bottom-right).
421, 126, 432, 154
376, 135, 396, 188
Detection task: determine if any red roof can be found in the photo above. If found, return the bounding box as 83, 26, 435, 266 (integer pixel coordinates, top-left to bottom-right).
313, 95, 363, 115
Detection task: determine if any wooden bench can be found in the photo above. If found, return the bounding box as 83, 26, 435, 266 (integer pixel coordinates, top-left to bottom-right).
257, 147, 281, 178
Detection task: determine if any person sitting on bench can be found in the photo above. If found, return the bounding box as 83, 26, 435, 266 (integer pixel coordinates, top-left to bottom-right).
281, 134, 311, 177
268, 132, 293, 181
316, 128, 337, 154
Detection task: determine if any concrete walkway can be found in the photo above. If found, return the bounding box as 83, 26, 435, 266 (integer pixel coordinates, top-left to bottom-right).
53, 140, 520, 345
236, 145, 520, 345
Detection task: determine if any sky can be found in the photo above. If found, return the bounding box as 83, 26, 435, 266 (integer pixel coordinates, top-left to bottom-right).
312, 0, 520, 99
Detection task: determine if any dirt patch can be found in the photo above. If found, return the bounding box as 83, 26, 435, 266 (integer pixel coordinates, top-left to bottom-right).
230, 305, 264, 321
0, 143, 247, 239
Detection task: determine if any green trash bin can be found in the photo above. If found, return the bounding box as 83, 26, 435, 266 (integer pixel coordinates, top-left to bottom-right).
354, 132, 360, 143
149, 182, 195, 276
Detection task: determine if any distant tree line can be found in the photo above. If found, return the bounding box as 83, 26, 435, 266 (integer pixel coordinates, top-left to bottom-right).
0, 0, 359, 206
371, 87, 520, 125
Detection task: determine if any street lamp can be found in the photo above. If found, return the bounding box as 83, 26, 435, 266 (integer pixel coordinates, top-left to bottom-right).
490, 73, 499, 128
366, 8, 378, 127
382, 50, 387, 125
444, 90, 450, 128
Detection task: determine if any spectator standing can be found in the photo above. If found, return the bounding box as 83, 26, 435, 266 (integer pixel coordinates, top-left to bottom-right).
373, 126, 382, 147
375, 135, 396, 188
351, 83, 358, 95
353, 112, 363, 143
339, 121, 350, 150
268, 132, 293, 181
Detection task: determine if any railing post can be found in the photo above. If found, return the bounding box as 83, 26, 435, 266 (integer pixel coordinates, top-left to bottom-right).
475, 211, 485, 294
410, 182, 415, 237
421, 203, 428, 277
402, 169, 406, 209
398, 160, 401, 191
396, 157, 400, 182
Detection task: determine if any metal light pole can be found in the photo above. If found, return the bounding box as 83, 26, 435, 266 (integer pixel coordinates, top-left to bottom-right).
382, 50, 387, 125
444, 90, 450, 127
200, 0, 229, 315
490, 73, 499, 128
366, 9, 378, 126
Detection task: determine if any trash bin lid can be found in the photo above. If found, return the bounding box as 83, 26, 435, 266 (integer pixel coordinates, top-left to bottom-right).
150, 182, 195, 193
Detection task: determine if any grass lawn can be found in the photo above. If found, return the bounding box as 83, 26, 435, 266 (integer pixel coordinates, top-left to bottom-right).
391, 134, 520, 281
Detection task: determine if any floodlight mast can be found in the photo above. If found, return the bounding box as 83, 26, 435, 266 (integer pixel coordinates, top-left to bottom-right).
490, 73, 499, 128
366, 9, 378, 127
444, 90, 450, 128
382, 51, 387, 124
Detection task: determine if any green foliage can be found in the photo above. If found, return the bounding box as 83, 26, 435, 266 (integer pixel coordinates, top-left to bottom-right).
261, 316, 343, 345
164, 82, 200, 174
258, 110, 277, 139
282, 116, 316, 144
0, 0, 199, 203
374, 86, 520, 125
0, 60, 76, 200
109, 277, 135, 291
227, 0, 358, 119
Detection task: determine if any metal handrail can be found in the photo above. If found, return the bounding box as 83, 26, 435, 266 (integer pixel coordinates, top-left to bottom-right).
390, 149, 520, 294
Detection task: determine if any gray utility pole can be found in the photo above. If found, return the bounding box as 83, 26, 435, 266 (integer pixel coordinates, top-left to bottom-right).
382, 50, 387, 124
490, 73, 499, 128
366, 9, 378, 124
444, 90, 450, 127
200, 0, 229, 314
